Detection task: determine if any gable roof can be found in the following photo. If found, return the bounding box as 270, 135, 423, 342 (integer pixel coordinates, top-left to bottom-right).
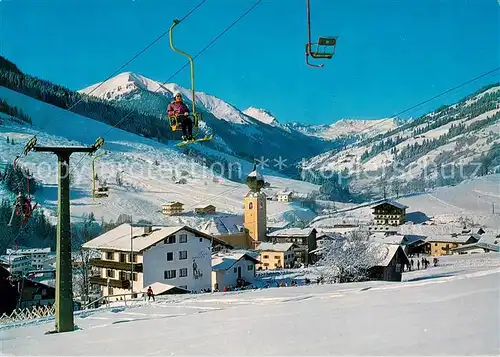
425, 234, 479, 244
451, 242, 500, 253
268, 228, 316, 238
142, 282, 189, 295
255, 242, 297, 252
199, 215, 243, 235
163, 201, 183, 207
377, 244, 410, 267
212, 251, 260, 271
372, 200, 408, 210
82, 223, 231, 252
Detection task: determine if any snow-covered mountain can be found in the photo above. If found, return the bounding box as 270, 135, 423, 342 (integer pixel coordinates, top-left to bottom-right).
243, 107, 280, 127
285, 118, 400, 140
79, 72, 336, 162
303, 84, 500, 195
0, 86, 319, 228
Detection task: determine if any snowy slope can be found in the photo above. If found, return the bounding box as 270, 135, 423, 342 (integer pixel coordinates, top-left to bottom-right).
243, 107, 280, 127
2, 256, 499, 355
0, 86, 319, 226
285, 118, 399, 140
79, 72, 173, 100
311, 174, 500, 230
304, 85, 500, 192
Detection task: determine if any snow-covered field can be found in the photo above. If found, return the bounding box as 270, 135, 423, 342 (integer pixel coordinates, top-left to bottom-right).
312, 174, 500, 229
0, 86, 319, 226
1, 254, 499, 355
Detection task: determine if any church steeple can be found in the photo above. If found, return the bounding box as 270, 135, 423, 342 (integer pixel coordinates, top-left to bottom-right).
244, 161, 267, 245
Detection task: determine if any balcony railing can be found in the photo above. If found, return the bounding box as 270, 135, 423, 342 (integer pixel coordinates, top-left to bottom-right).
89, 276, 131, 289
89, 258, 143, 272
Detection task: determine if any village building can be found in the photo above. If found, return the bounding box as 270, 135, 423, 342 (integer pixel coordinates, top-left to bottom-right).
17, 279, 56, 309
211, 251, 259, 290
0, 254, 32, 278
422, 234, 480, 256
267, 228, 318, 265
451, 234, 500, 255
5, 247, 51, 271
83, 223, 231, 300
255, 242, 297, 270
162, 201, 184, 216
266, 220, 292, 234
369, 244, 410, 282
371, 200, 408, 226
276, 191, 293, 202
194, 204, 216, 215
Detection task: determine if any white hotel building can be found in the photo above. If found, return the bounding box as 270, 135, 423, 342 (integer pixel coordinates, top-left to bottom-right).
83, 223, 230, 299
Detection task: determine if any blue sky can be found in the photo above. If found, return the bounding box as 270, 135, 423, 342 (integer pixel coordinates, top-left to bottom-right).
1, 0, 499, 125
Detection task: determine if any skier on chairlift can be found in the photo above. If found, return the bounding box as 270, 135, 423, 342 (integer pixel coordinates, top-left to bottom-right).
167, 92, 193, 141
8, 192, 30, 226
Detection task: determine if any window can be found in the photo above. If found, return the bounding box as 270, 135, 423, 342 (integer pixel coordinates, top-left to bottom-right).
129, 253, 138, 263
179, 234, 188, 243
106, 269, 115, 278
164, 270, 176, 279
247, 265, 253, 271
164, 236, 176, 244
119, 271, 126, 280
199, 238, 203, 242
179, 268, 188, 277
263, 255, 269, 259
248, 202, 253, 209
166, 252, 174, 261
274, 256, 280, 259
233, 267, 237, 273
106, 252, 114, 260
179, 251, 187, 260
119, 253, 127, 263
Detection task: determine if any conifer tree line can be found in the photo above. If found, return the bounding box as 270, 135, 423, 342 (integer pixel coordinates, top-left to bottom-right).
0, 56, 176, 142
0, 98, 32, 124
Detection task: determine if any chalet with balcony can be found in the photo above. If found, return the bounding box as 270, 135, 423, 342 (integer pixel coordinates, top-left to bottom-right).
82, 223, 231, 300
267, 228, 317, 265
162, 202, 184, 216
371, 200, 408, 226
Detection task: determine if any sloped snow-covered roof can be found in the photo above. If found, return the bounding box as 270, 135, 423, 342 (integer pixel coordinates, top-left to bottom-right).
82, 223, 221, 252
370, 234, 405, 245
142, 282, 189, 295
212, 251, 259, 271
255, 242, 296, 252
6, 248, 50, 255
199, 215, 243, 236
425, 234, 478, 244
372, 200, 408, 210
451, 242, 500, 253
377, 244, 408, 267
268, 228, 316, 238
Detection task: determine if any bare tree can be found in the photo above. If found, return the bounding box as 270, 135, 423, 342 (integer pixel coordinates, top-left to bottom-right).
71, 213, 100, 305
314, 231, 385, 283
392, 179, 402, 199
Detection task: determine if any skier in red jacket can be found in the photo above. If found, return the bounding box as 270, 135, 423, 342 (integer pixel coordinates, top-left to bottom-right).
167, 92, 193, 141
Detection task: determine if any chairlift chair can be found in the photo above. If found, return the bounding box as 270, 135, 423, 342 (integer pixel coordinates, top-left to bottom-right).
305, 0, 338, 68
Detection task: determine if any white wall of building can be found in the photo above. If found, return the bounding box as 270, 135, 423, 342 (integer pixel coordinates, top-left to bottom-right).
142, 229, 211, 293
212, 258, 256, 290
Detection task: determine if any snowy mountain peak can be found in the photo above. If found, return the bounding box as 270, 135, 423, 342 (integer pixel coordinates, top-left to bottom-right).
243, 107, 280, 127
79, 72, 173, 100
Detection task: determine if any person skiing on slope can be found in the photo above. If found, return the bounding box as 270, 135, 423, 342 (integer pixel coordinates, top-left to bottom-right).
167, 91, 193, 141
